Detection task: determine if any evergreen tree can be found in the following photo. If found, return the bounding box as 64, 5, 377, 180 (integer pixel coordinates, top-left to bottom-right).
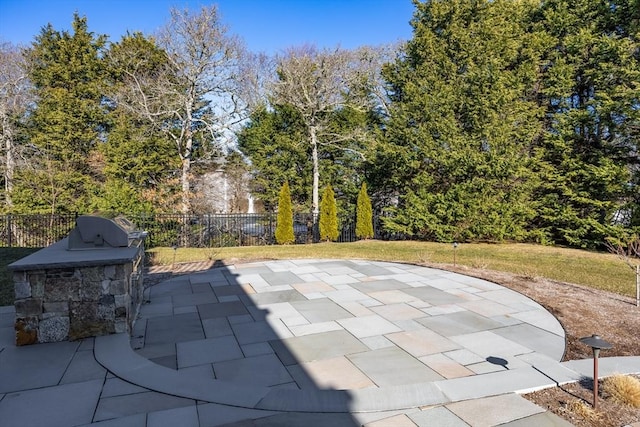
356, 182, 374, 239
237, 104, 310, 211
275, 181, 294, 244
319, 184, 339, 242
378, 0, 544, 242
15, 14, 108, 213
532, 0, 640, 247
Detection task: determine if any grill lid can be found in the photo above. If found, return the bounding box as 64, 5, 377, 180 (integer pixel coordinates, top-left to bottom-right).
67, 215, 146, 250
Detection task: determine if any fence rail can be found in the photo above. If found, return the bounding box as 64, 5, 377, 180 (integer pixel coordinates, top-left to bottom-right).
0, 213, 392, 249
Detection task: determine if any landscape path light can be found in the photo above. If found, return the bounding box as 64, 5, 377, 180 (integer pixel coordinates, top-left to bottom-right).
453, 241, 458, 266
579, 334, 612, 410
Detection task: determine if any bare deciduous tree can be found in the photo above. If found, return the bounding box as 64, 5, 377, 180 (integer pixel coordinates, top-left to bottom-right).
110, 6, 247, 214
270, 45, 380, 215
0, 42, 31, 209
606, 236, 640, 307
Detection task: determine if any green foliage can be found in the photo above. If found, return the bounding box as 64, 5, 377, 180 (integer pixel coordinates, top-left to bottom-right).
10, 167, 95, 214
356, 182, 374, 239
319, 185, 339, 242
238, 105, 311, 211
531, 0, 640, 247
275, 182, 294, 244
378, 0, 543, 242
89, 179, 154, 215
14, 14, 108, 213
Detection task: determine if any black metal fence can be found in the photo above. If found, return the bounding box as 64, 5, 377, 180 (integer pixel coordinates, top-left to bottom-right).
0, 213, 391, 249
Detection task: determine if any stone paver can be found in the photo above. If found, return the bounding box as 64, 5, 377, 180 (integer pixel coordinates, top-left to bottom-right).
2, 259, 639, 427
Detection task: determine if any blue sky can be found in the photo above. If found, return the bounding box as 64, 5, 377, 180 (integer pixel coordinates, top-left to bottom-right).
0, 0, 416, 53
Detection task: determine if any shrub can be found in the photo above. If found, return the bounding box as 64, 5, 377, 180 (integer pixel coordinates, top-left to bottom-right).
319, 184, 339, 242
275, 182, 294, 244
356, 182, 373, 239
603, 374, 640, 408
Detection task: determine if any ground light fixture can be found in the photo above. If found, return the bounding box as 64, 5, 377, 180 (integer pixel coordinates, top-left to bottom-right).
453, 241, 458, 266
579, 334, 613, 410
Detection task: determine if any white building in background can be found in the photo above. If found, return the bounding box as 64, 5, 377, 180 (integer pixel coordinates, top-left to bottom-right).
195, 170, 256, 214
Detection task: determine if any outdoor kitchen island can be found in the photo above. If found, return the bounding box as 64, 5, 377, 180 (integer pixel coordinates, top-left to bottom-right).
9, 215, 147, 345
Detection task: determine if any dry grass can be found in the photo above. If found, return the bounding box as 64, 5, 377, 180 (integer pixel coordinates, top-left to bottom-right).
602, 375, 640, 408
563, 399, 602, 423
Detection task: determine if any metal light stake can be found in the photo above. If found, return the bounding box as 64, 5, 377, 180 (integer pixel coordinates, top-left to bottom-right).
453, 241, 458, 266
579, 334, 612, 410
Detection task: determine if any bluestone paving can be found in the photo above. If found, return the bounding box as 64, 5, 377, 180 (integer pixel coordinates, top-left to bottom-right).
290, 298, 354, 322
0, 378, 103, 427
3, 259, 639, 426
78, 413, 147, 427
364, 414, 416, 426
93, 391, 196, 421
0, 340, 80, 392
492, 323, 565, 360
409, 406, 470, 427
198, 300, 249, 319
348, 346, 444, 386
147, 405, 200, 427
60, 348, 108, 384
498, 411, 575, 427
445, 393, 545, 427
230, 320, 280, 345
270, 330, 368, 364
214, 353, 294, 386
177, 336, 243, 368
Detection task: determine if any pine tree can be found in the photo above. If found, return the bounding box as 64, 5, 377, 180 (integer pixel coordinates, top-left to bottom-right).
319, 185, 339, 242
15, 14, 108, 214
532, 0, 640, 247
377, 0, 544, 242
356, 182, 374, 239
275, 182, 294, 245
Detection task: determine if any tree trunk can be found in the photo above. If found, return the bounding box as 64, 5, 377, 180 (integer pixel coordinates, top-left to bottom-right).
3, 120, 14, 208
182, 104, 193, 215
310, 125, 319, 216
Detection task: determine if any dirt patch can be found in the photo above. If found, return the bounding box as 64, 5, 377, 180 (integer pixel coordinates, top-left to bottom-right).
523, 375, 640, 427
144, 260, 640, 426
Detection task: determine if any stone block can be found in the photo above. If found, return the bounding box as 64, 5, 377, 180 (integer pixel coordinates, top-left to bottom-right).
14, 281, 31, 299
112, 264, 126, 280
43, 301, 69, 314
81, 266, 104, 282
98, 295, 116, 322
109, 280, 126, 295
15, 317, 38, 346
15, 298, 42, 317
104, 265, 116, 280
45, 275, 81, 302
27, 272, 46, 297
80, 282, 101, 300
114, 320, 127, 334
12, 270, 27, 283
69, 301, 115, 340
114, 294, 127, 308
39, 316, 69, 343
101, 280, 110, 294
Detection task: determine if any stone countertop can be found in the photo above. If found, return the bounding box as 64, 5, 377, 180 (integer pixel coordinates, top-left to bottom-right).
8, 238, 143, 271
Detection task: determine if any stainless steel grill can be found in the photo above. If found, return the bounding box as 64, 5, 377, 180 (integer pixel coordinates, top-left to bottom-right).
67, 215, 147, 250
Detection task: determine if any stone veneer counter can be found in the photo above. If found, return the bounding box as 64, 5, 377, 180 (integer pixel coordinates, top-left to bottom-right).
9, 237, 144, 345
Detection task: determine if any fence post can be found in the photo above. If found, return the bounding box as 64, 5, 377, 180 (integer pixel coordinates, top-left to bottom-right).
7, 214, 12, 248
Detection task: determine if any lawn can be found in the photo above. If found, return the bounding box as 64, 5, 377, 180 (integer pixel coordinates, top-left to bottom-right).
146, 240, 637, 297
0, 247, 40, 306
1, 241, 635, 307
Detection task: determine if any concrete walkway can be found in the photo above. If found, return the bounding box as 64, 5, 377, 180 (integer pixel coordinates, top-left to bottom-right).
1, 259, 638, 426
